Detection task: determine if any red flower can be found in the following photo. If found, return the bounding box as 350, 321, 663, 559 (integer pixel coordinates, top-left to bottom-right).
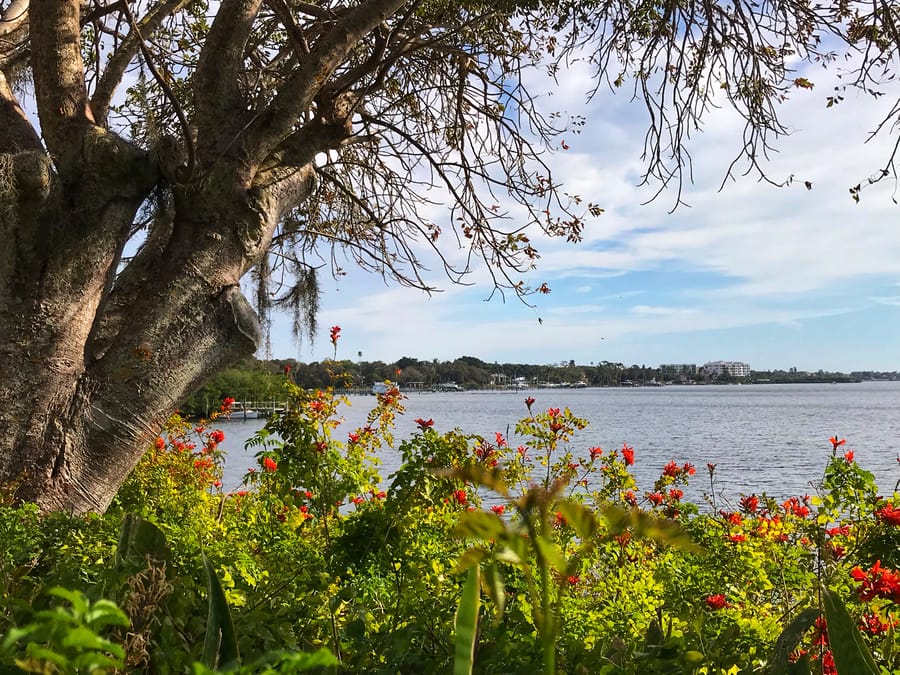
453, 489, 468, 505
221, 397, 235, 412
621, 443, 635, 466
329, 325, 341, 346
829, 435, 846, 450
283, 364, 292, 374
374, 490, 387, 500
495, 432, 507, 447
728, 533, 747, 543
646, 491, 664, 506
740, 494, 759, 514
812, 616, 829, 646
548, 407, 560, 417
517, 445, 528, 457
263, 456, 277, 472
524, 396, 535, 409
415, 418, 434, 430
851, 560, 900, 603
876, 503, 900, 526
860, 612, 896, 635
705, 594, 729, 610
209, 430, 225, 444
826, 525, 850, 537
623, 491, 638, 507
663, 461, 680, 477
782, 497, 810, 518
566, 575, 579, 585
827, 543, 846, 559
722, 511, 742, 526
589, 446, 603, 461
668, 488, 684, 501
491, 504, 505, 515
351, 496, 365, 505
554, 511, 567, 527
844, 449, 855, 462
682, 463, 696, 476
348, 432, 360, 443
154, 437, 165, 450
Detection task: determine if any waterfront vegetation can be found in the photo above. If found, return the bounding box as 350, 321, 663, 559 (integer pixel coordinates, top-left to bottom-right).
180, 356, 872, 417
3, 383, 900, 673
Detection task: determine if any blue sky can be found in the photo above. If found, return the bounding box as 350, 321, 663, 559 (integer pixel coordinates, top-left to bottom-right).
267, 59, 900, 372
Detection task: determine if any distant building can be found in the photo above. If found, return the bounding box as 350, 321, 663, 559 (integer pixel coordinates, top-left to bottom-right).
660, 364, 697, 377
702, 361, 751, 378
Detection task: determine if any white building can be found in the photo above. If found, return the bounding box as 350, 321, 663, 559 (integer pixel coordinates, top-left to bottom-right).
659, 363, 697, 376
702, 361, 751, 378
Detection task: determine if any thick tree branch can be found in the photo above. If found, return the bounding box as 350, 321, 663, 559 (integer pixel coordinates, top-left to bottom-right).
0, 69, 41, 152
29, 0, 93, 159
194, 0, 263, 158
244, 0, 408, 163
0, 0, 28, 42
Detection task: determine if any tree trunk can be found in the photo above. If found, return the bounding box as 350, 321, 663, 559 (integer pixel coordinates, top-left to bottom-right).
0, 145, 281, 513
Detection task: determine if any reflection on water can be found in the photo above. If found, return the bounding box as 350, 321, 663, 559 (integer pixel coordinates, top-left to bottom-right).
216, 382, 900, 504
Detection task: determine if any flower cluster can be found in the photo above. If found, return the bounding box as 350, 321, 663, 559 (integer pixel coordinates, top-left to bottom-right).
851, 560, 900, 603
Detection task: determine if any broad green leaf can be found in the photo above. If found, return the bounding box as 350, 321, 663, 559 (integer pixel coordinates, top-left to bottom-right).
116, 513, 169, 568
456, 546, 487, 573
822, 587, 878, 675
454, 567, 481, 675
534, 537, 567, 573
201, 555, 240, 671
602, 506, 702, 553
786, 652, 812, 674
769, 607, 821, 675
437, 465, 509, 498
557, 500, 599, 539
454, 510, 506, 539
483, 562, 506, 616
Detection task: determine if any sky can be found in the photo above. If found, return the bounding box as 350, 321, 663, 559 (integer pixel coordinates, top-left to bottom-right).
263, 51, 900, 373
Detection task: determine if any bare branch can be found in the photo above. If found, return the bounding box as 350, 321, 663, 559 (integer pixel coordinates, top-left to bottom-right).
91, 0, 192, 126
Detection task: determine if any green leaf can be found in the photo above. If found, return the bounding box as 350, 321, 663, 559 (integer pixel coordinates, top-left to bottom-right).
786, 652, 812, 675
437, 465, 509, 498
456, 546, 487, 574
201, 555, 240, 671
454, 510, 506, 539
769, 607, 821, 675
557, 500, 599, 539
602, 506, 702, 553
116, 513, 169, 568
454, 567, 481, 675
822, 587, 878, 675
534, 537, 567, 573
482, 562, 506, 617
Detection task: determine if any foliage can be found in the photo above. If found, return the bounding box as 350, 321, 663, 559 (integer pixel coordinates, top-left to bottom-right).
4, 392, 900, 672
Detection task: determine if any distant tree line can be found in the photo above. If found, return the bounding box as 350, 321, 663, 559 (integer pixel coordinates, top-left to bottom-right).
180, 357, 865, 416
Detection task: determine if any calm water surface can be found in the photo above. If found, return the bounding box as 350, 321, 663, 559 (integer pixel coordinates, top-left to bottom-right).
218, 382, 900, 504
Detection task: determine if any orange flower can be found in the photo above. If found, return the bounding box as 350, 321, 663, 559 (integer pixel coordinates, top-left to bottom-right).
829, 436, 846, 450
263, 456, 277, 472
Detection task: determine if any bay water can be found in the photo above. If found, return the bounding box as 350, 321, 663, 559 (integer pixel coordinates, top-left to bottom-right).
216, 382, 900, 506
